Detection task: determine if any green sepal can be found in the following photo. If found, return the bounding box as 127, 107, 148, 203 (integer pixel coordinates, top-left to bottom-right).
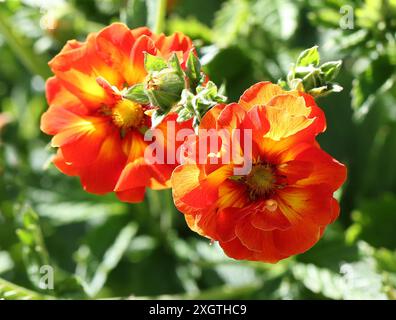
296, 45, 320, 67
320, 60, 342, 82
124, 83, 150, 104
144, 53, 168, 72
145, 68, 185, 112
150, 109, 167, 128
185, 50, 202, 90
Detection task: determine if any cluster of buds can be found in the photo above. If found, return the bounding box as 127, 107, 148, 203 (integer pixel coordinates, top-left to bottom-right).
281, 46, 343, 98
124, 49, 225, 129
176, 81, 226, 132
125, 46, 343, 131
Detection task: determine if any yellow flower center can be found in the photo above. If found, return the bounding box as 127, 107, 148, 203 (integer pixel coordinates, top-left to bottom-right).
246, 164, 276, 199
112, 99, 144, 129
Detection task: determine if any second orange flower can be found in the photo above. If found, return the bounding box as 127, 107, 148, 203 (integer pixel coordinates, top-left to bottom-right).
172, 82, 347, 263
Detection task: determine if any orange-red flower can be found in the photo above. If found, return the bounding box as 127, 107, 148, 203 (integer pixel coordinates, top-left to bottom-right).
172, 82, 347, 263
41, 23, 194, 202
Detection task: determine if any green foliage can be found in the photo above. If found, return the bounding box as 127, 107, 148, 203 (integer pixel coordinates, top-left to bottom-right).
283, 45, 343, 97
185, 51, 202, 91
1, 0, 396, 300
0, 277, 53, 300
124, 84, 150, 105
16, 207, 50, 288
296, 46, 321, 67
294, 242, 390, 299
352, 54, 395, 119
141, 53, 186, 117
213, 0, 250, 48
127, 49, 222, 129
176, 81, 227, 129
347, 195, 396, 249
168, 16, 213, 43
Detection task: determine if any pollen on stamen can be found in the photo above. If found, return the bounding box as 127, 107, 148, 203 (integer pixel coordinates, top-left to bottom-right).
246, 163, 276, 199
112, 99, 144, 129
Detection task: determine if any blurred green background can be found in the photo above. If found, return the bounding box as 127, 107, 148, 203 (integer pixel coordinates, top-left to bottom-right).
1, 0, 396, 300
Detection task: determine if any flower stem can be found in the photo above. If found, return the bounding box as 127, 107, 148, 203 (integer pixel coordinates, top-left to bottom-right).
149, 0, 167, 34
0, 277, 54, 300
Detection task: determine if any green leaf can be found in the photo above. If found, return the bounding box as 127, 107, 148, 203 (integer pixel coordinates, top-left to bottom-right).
347, 194, 396, 249
176, 107, 194, 123
124, 83, 150, 105
144, 53, 168, 72
203, 46, 254, 101
185, 50, 202, 90
285, 46, 344, 97
339, 257, 388, 299
375, 248, 396, 274
0, 277, 54, 300
0, 251, 13, 275
35, 200, 127, 226
308, 7, 343, 28
320, 60, 342, 81
176, 81, 226, 129
168, 16, 213, 42
356, 0, 383, 29
292, 263, 344, 299
213, 0, 250, 47
16, 207, 50, 289
15, 206, 87, 298
86, 223, 138, 297
352, 55, 395, 119
296, 45, 320, 67
119, 0, 147, 28
252, 0, 298, 40
168, 53, 184, 77
295, 243, 389, 300
0, 10, 50, 78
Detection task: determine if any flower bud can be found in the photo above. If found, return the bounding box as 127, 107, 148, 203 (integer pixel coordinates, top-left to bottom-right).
285, 46, 343, 98
145, 68, 185, 112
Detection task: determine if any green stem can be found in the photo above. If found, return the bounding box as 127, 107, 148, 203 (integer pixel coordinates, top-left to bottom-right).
153, 0, 166, 34
0, 277, 54, 300
119, 0, 130, 25
160, 189, 174, 233
0, 11, 50, 79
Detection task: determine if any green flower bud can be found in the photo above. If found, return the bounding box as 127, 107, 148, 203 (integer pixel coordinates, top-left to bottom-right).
320, 60, 342, 82
285, 46, 343, 98
145, 67, 185, 112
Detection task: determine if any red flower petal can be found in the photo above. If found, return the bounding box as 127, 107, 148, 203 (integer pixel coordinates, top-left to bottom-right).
239, 81, 285, 110
277, 185, 336, 226
295, 146, 347, 191
272, 218, 322, 256
77, 129, 127, 194
116, 187, 146, 203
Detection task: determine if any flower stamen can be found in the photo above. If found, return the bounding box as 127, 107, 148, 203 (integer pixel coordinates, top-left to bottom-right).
246, 163, 276, 200
112, 99, 144, 129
